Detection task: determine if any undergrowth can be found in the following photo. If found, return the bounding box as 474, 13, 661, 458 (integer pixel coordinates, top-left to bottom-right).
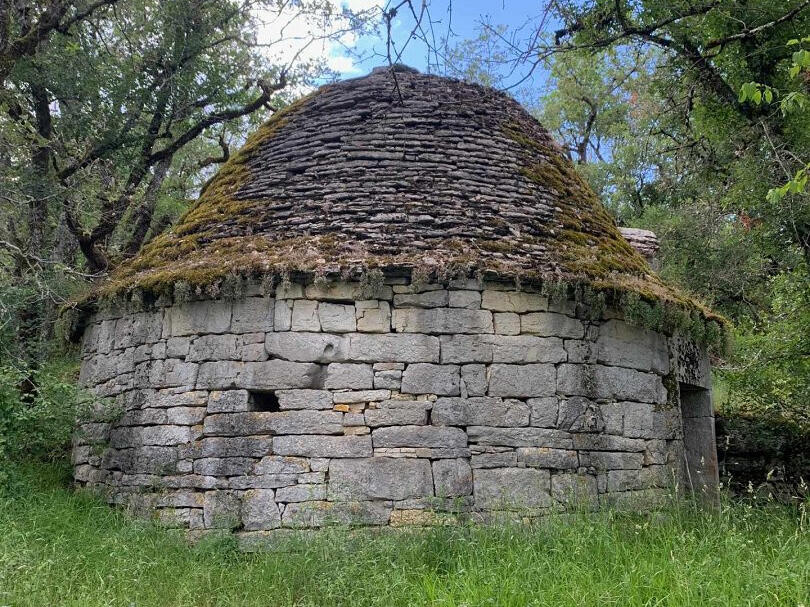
0, 462, 807, 607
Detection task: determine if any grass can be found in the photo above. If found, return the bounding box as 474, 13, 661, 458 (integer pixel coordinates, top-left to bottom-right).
0, 463, 808, 607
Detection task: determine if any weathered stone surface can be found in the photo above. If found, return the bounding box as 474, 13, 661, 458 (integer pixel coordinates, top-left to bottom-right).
490, 336, 566, 364
318, 303, 356, 333
203, 491, 240, 529
148, 359, 199, 389
265, 332, 347, 363
276, 484, 327, 502
433, 459, 472, 497
196, 361, 243, 389
168, 301, 232, 336
194, 457, 254, 476
328, 457, 433, 500
239, 360, 323, 390
166, 336, 191, 358
392, 308, 493, 334
207, 390, 251, 413
571, 434, 647, 452
516, 447, 578, 469
348, 333, 439, 363
276, 389, 333, 410
467, 426, 573, 448
182, 436, 272, 458
551, 473, 598, 505
488, 364, 555, 398
282, 500, 391, 527
204, 410, 343, 437
579, 451, 643, 470
355, 300, 391, 333
115, 312, 163, 347
332, 389, 391, 403
521, 312, 584, 339
373, 369, 402, 390
473, 468, 552, 509
364, 401, 428, 427
229, 474, 299, 489
432, 397, 530, 427
481, 291, 547, 313
527, 397, 558, 428
305, 282, 392, 302
595, 320, 669, 374
448, 290, 481, 309
493, 312, 520, 335
557, 364, 667, 404
273, 435, 372, 458
187, 334, 239, 362
231, 298, 274, 333
460, 364, 487, 396
393, 290, 449, 308
324, 363, 373, 389
241, 489, 281, 530
470, 451, 517, 468
291, 300, 320, 331
372, 425, 467, 448
440, 335, 494, 363
557, 397, 605, 433
401, 363, 460, 395
274, 300, 292, 331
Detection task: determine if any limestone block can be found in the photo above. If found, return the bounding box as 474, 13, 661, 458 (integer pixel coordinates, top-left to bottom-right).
305, 282, 392, 301
324, 363, 373, 389
229, 474, 299, 490
473, 468, 552, 509
392, 308, 494, 334
565, 340, 592, 364
241, 489, 281, 530
328, 457, 433, 500
470, 451, 517, 468
432, 397, 529, 427
196, 360, 243, 389
556, 364, 667, 404
551, 473, 598, 505
343, 412, 365, 426
493, 312, 520, 335
240, 343, 268, 362
355, 300, 391, 333
467, 426, 573, 449
239, 360, 323, 390
488, 364, 555, 398
372, 425, 467, 448
571, 434, 646, 452
115, 312, 164, 348
433, 459, 472, 497
276, 283, 304, 299
348, 333, 439, 363
594, 320, 669, 374
557, 397, 605, 433
461, 364, 487, 396
231, 298, 274, 333
490, 336, 566, 364
516, 447, 578, 470
364, 401, 428, 427
274, 300, 292, 331
203, 411, 343, 437
265, 332, 348, 363
193, 457, 254, 476
272, 435, 372, 458
291, 300, 320, 331
401, 363, 460, 395
481, 291, 547, 313
332, 389, 391, 404
168, 301, 232, 336
318, 303, 357, 333
373, 369, 402, 390
253, 456, 309, 474
527, 397, 558, 428
616, 401, 655, 438
521, 312, 585, 339
203, 491, 241, 529
276, 389, 333, 410
276, 484, 327, 502
187, 334, 239, 362
166, 336, 191, 358
182, 436, 272, 458
282, 500, 391, 528
440, 335, 494, 363
393, 290, 449, 308
579, 451, 643, 470
166, 407, 207, 425
141, 425, 198, 446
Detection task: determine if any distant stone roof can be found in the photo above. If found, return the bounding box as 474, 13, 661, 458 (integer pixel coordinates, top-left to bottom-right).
97, 66, 716, 322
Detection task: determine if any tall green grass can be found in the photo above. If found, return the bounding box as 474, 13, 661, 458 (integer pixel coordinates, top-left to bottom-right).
1, 463, 808, 607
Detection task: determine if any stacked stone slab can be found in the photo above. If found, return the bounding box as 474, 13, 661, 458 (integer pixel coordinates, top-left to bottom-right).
74, 277, 713, 537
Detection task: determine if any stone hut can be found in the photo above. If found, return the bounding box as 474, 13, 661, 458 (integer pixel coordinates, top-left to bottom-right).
72, 66, 722, 537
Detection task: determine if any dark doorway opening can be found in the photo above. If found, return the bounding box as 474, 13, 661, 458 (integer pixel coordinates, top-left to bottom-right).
679, 383, 719, 503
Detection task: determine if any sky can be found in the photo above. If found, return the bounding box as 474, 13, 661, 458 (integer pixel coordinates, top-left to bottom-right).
256, 0, 555, 94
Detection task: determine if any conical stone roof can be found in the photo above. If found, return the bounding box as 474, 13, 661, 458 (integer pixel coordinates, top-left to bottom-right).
100, 65, 718, 326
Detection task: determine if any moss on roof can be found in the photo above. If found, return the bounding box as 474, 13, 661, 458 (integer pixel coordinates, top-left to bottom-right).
86, 66, 725, 340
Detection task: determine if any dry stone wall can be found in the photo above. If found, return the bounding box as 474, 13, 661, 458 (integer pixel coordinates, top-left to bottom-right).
74, 279, 706, 539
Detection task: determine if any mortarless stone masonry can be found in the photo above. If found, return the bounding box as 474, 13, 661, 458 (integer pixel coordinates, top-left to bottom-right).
74, 278, 718, 540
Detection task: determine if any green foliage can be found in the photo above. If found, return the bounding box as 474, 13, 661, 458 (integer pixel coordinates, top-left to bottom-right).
0, 463, 808, 606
